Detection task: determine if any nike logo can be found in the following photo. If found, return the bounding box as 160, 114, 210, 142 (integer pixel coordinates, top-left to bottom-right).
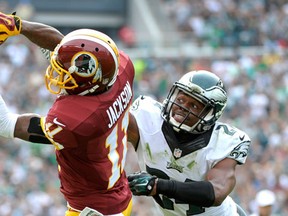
53, 118, 66, 127
239, 135, 245, 141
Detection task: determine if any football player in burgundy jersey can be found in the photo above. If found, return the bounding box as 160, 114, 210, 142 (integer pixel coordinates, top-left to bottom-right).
0, 12, 134, 216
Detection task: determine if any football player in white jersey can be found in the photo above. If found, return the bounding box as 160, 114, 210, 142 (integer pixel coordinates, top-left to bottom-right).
127, 70, 250, 216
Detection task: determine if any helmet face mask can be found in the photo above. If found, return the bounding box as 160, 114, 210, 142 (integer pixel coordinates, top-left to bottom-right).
45, 29, 120, 95
162, 70, 227, 134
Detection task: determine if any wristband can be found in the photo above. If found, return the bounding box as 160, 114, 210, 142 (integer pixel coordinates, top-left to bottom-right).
157, 179, 215, 207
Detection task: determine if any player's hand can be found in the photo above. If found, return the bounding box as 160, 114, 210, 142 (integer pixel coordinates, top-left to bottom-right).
127, 171, 157, 196
0, 12, 22, 45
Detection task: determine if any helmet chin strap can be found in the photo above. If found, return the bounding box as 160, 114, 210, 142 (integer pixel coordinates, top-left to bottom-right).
78, 85, 100, 96
68, 65, 78, 73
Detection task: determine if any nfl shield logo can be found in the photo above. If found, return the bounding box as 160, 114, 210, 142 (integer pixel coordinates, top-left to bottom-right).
173, 148, 182, 158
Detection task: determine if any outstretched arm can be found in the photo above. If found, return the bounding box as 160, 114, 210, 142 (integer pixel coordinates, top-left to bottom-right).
21, 20, 64, 50
0, 95, 51, 144
0, 11, 64, 50
15, 114, 51, 144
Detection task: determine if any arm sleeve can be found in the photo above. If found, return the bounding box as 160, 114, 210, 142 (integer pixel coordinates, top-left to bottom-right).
156, 179, 215, 207
0, 95, 18, 138
27, 117, 51, 144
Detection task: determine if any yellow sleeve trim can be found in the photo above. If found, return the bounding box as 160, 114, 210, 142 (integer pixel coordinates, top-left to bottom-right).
40, 116, 64, 150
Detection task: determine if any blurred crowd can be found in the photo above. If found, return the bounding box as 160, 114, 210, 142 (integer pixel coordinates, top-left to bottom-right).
0, 0, 288, 216
162, 0, 288, 49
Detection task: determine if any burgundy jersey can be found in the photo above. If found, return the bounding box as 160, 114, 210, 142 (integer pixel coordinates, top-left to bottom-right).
41, 51, 134, 215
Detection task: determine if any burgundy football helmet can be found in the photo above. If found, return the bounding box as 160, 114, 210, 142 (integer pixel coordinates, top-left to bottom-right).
45, 29, 120, 95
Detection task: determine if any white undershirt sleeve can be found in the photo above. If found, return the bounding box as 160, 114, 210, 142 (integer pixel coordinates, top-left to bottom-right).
0, 95, 19, 138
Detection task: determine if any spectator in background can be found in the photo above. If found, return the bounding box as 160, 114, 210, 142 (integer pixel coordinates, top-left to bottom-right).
162, 0, 288, 48
250, 189, 276, 216
118, 25, 136, 48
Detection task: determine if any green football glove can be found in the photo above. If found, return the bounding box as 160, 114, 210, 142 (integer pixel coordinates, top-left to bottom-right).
127, 171, 157, 196
0, 12, 22, 45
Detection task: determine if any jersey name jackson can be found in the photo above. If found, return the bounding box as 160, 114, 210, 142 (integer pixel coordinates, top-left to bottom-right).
107, 81, 133, 128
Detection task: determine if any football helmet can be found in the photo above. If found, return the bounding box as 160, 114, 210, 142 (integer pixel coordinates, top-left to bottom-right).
45, 29, 120, 95
161, 70, 227, 134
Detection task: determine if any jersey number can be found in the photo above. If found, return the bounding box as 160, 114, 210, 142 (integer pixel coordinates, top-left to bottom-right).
44, 111, 129, 190
106, 111, 129, 189
147, 166, 205, 216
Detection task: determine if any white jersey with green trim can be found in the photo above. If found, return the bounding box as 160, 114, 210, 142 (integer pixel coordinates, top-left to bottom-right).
130, 96, 250, 216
